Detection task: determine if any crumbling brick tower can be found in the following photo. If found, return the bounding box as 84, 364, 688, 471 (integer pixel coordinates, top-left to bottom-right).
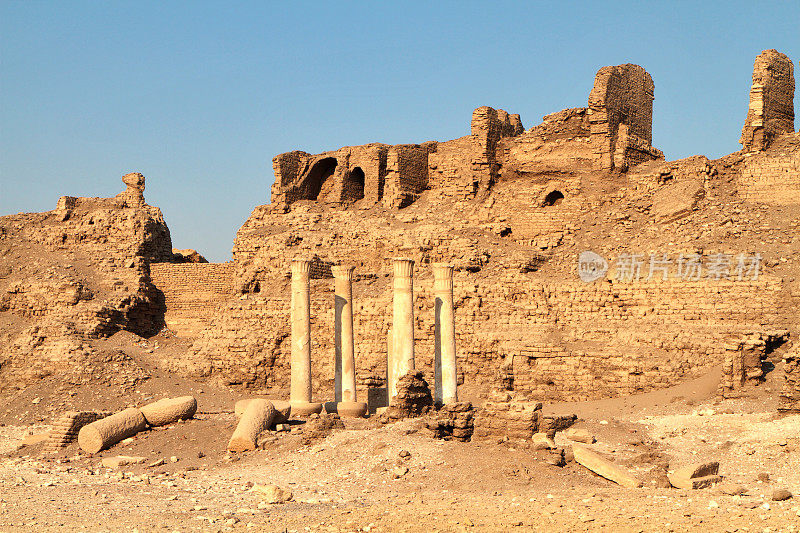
588, 64, 661, 171
740, 49, 795, 152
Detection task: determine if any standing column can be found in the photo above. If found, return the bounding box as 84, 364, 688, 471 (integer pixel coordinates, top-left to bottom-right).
330, 264, 367, 417
289, 258, 322, 416
433, 263, 458, 405
389, 258, 415, 403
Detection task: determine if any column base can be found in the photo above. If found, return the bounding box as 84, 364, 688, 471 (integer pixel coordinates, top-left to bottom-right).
323, 401, 368, 418
289, 400, 323, 417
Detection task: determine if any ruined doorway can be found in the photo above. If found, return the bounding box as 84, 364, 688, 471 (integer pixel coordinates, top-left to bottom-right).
344, 167, 365, 202
305, 157, 338, 200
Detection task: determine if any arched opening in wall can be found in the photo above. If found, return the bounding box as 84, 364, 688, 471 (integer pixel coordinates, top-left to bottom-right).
305, 157, 338, 200
542, 190, 565, 207
344, 167, 365, 202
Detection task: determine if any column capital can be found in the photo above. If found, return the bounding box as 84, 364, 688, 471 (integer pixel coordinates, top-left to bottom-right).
331, 264, 356, 280
392, 257, 415, 278
432, 263, 454, 279
291, 258, 312, 276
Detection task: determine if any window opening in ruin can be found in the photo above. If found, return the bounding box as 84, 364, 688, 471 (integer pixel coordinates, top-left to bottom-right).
542, 190, 565, 206
305, 157, 338, 200
347, 167, 365, 201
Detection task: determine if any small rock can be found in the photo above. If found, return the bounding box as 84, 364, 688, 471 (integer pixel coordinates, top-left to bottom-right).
170, 456, 179, 463
757, 472, 770, 482
250, 484, 292, 504
102, 456, 147, 469
391, 466, 409, 479
564, 428, 595, 444
771, 488, 792, 501
398, 450, 411, 458
32, 398, 41, 404
531, 432, 556, 450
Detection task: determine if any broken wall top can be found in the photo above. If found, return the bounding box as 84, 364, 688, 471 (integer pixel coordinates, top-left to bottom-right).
740, 49, 795, 152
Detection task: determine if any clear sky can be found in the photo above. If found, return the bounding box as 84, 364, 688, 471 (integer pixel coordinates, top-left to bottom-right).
1, 1, 798, 261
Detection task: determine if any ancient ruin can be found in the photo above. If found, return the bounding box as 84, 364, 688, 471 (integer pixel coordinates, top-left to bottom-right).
1, 49, 799, 531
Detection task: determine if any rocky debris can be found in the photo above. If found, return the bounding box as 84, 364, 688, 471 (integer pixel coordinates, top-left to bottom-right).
391, 465, 409, 479
425, 402, 474, 441
140, 396, 197, 427
171, 249, 208, 263
301, 413, 345, 445
564, 428, 595, 444
101, 456, 147, 469
531, 432, 556, 450
227, 399, 276, 452
667, 462, 722, 489
572, 444, 642, 488
78, 407, 147, 454
384, 372, 433, 420
771, 488, 793, 501
473, 392, 542, 441
250, 484, 293, 504
652, 180, 705, 222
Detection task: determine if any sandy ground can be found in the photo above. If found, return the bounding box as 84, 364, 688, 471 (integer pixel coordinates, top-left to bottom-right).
1, 365, 799, 532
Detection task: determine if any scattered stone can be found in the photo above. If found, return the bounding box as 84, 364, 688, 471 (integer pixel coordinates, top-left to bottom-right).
564, 428, 595, 444
716, 481, 747, 496
771, 488, 793, 501
668, 462, 721, 489
250, 484, 292, 504
531, 433, 556, 450
102, 456, 147, 469
757, 472, 770, 482
148, 458, 166, 468
392, 466, 409, 479
572, 445, 642, 488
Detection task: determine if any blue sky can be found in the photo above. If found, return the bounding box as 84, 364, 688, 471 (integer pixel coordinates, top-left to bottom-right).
1, 1, 798, 261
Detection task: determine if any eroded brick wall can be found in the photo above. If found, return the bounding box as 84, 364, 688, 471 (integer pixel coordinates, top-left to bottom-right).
174, 270, 788, 402
738, 132, 800, 204
740, 49, 795, 153
149, 263, 234, 337
588, 64, 662, 171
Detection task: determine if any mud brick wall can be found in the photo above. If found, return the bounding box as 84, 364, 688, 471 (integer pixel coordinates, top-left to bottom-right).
738, 133, 800, 204
779, 347, 800, 413
149, 263, 234, 337
427, 136, 480, 199
382, 144, 433, 208
173, 268, 788, 402
589, 64, 657, 171
44, 410, 110, 452
740, 49, 795, 153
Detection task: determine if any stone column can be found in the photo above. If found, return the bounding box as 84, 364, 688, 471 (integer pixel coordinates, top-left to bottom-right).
330, 264, 367, 417
389, 258, 415, 403
433, 263, 458, 405
289, 258, 322, 416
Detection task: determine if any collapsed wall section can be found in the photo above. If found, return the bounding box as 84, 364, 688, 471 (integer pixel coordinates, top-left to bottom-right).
740, 49, 795, 153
